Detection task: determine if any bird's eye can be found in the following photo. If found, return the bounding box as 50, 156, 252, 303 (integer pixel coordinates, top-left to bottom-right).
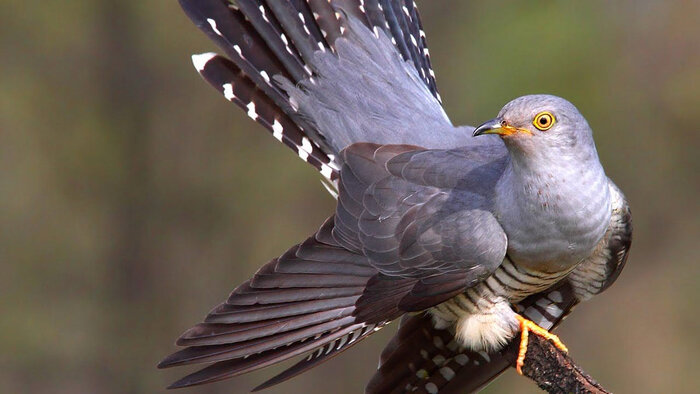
533, 112, 555, 131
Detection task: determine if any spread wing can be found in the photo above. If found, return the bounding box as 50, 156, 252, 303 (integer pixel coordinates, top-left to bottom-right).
335, 143, 509, 320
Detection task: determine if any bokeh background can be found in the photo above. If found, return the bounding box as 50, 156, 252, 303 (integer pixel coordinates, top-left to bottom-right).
2, 1, 698, 393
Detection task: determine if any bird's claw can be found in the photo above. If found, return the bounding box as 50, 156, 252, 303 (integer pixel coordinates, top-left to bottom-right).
514, 315, 568, 375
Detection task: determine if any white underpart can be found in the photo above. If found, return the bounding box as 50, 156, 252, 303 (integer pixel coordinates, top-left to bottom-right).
453, 299, 519, 351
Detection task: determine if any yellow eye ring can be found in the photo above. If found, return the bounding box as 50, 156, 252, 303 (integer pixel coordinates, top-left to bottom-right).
533, 111, 555, 131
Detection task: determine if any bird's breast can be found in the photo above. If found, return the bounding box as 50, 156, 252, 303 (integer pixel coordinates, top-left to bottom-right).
495, 163, 612, 272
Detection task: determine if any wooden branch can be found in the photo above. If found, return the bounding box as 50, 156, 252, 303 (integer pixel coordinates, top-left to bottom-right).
503, 334, 611, 394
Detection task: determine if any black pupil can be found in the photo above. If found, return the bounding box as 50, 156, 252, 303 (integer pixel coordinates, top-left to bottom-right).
539, 117, 548, 125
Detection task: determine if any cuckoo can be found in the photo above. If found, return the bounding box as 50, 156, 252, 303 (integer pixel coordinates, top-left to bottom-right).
159, 1, 633, 392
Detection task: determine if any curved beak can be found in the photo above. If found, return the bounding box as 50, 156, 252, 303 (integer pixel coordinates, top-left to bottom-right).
472, 118, 504, 137
473, 117, 527, 137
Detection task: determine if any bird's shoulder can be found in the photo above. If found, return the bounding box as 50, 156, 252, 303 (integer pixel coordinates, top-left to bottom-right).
334, 143, 508, 280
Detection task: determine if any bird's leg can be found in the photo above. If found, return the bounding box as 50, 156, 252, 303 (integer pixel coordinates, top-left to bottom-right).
514, 315, 568, 374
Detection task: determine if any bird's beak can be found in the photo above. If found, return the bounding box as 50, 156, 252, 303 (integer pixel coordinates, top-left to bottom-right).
473, 118, 528, 137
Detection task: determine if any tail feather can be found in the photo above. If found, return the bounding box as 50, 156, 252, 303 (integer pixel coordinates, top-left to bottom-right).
235, 0, 310, 81
367, 315, 450, 393
179, 0, 442, 183
366, 283, 580, 393
192, 52, 338, 180
332, 0, 374, 29
304, 0, 345, 49
380, 0, 417, 72
180, 1, 293, 104
289, 0, 330, 46
401, 0, 438, 96
266, 1, 326, 66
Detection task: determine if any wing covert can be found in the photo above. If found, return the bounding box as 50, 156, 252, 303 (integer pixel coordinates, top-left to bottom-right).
334, 143, 508, 318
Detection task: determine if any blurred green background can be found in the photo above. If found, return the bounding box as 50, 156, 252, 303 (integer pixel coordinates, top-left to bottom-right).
1, 1, 698, 393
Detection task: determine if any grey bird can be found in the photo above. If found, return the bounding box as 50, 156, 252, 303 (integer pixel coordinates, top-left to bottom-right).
160, 1, 632, 392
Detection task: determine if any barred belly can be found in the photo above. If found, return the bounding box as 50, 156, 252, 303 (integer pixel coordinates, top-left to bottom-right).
429, 256, 572, 350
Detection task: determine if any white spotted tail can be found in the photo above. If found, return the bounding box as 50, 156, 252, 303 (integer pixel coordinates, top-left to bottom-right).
180, 0, 440, 184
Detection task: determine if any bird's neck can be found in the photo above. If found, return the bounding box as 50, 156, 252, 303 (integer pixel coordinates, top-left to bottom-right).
495, 150, 611, 272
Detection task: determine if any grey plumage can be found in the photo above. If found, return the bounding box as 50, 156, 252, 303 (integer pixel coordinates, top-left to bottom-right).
164, 0, 632, 391
277, 16, 461, 153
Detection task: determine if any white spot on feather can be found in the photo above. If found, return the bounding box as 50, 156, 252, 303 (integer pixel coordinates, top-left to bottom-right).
222, 83, 235, 100
191, 52, 216, 72
455, 353, 469, 366
233, 44, 243, 58
259, 5, 268, 22
548, 290, 563, 303
206, 18, 222, 36
320, 164, 333, 179
298, 147, 309, 161
440, 366, 455, 381
271, 119, 283, 141
536, 297, 552, 308
301, 137, 313, 153
524, 306, 548, 327
246, 102, 258, 120
478, 351, 491, 362
544, 303, 563, 319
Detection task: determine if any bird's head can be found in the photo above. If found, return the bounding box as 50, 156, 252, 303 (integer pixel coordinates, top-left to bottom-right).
473, 95, 595, 159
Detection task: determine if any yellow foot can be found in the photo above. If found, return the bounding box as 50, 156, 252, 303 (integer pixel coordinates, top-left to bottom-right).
514, 315, 568, 375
